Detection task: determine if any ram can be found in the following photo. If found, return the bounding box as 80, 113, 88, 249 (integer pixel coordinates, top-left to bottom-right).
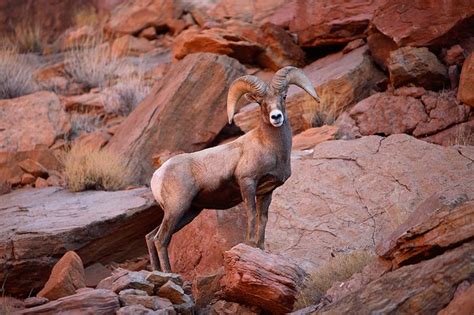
147, 66, 319, 272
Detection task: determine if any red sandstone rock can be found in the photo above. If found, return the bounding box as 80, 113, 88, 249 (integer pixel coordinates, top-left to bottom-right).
173, 27, 264, 65
221, 243, 306, 314
21, 173, 36, 185
35, 177, 49, 188
292, 125, 337, 151
18, 159, 48, 178
19, 289, 120, 314
257, 22, 305, 71
372, 0, 474, 47
458, 53, 474, 106
376, 180, 474, 268
366, 28, 398, 70
106, 53, 246, 183
74, 131, 111, 151
289, 0, 385, 47
343, 90, 470, 138
315, 242, 474, 314
111, 35, 156, 57
438, 284, 474, 315
0, 92, 70, 152
0, 187, 160, 297
444, 44, 466, 66
0, 147, 61, 186
37, 251, 86, 300
388, 47, 448, 90
105, 0, 182, 35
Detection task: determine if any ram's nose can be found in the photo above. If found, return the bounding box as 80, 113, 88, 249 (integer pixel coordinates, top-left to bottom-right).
269, 109, 284, 127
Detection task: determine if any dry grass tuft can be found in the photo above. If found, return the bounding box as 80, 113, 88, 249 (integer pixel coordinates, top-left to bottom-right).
74, 7, 100, 27
111, 80, 151, 115
10, 22, 43, 53
65, 36, 119, 89
313, 89, 349, 127
0, 46, 37, 99
61, 144, 132, 192
295, 249, 374, 309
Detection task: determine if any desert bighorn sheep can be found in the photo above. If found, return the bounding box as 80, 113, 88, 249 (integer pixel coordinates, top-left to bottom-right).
147, 66, 319, 272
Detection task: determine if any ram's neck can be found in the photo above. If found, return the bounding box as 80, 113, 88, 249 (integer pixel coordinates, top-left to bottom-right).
257, 115, 292, 160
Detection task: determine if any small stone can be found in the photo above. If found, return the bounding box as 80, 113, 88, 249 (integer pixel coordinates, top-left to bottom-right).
37, 251, 85, 300
18, 159, 48, 178
46, 174, 63, 187
97, 269, 128, 290
146, 271, 183, 288
35, 177, 49, 188
157, 280, 187, 304
24, 296, 49, 308
111, 270, 154, 295
21, 173, 36, 185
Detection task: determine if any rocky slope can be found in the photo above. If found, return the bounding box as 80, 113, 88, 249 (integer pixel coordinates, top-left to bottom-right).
0, 0, 473, 313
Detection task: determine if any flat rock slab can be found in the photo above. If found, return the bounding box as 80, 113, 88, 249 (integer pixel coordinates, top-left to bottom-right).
0, 187, 161, 297
266, 134, 474, 271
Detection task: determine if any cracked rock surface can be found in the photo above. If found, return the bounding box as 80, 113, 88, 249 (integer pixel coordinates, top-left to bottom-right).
265, 134, 474, 271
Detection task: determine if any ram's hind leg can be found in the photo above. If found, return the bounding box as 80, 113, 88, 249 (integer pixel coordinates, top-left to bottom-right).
146, 226, 160, 270
153, 200, 197, 272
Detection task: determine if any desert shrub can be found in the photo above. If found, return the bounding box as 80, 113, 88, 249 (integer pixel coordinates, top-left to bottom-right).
65, 36, 119, 89
313, 89, 348, 127
61, 144, 131, 192
0, 46, 37, 99
111, 80, 151, 115
10, 22, 43, 53
295, 249, 374, 309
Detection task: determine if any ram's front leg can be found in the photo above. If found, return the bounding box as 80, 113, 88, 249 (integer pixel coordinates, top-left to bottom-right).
256, 192, 272, 249
239, 177, 257, 247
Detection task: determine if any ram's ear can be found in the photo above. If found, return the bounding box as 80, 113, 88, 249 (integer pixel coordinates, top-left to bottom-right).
244, 93, 263, 104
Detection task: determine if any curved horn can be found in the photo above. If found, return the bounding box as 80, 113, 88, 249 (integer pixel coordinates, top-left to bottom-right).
227, 75, 268, 124
270, 66, 320, 102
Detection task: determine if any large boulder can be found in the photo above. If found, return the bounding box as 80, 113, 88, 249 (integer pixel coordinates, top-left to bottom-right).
234, 46, 385, 134
221, 244, 306, 314
266, 134, 473, 271
372, 0, 474, 48
338, 89, 471, 138
169, 206, 247, 279
106, 53, 246, 184
388, 47, 448, 90
288, 0, 385, 47
0, 187, 161, 297
458, 52, 474, 106
0, 92, 70, 152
